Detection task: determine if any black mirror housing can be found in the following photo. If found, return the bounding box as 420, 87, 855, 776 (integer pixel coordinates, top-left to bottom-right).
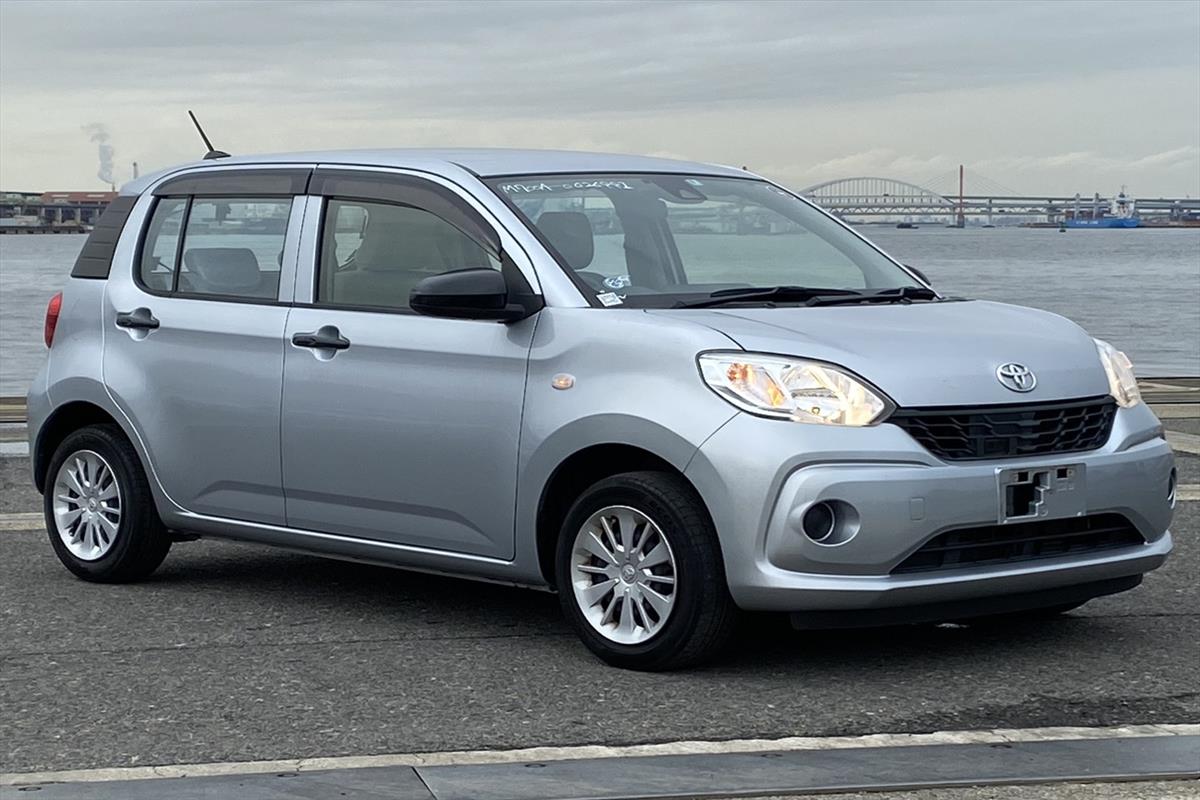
905, 265, 931, 285
410, 268, 533, 321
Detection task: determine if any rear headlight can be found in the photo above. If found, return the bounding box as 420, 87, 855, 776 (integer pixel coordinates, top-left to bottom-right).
44, 292, 63, 348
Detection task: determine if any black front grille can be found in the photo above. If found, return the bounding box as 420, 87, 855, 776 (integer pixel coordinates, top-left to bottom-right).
892, 513, 1144, 574
889, 396, 1116, 461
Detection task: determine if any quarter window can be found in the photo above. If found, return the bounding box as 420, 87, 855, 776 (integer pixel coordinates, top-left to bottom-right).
318, 199, 500, 311
138, 198, 186, 292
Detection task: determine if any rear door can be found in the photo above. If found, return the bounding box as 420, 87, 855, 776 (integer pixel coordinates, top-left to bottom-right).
279, 169, 538, 559
102, 167, 310, 525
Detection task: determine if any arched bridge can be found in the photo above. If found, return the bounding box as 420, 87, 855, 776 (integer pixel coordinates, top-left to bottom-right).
798, 175, 1200, 223
799, 177, 955, 216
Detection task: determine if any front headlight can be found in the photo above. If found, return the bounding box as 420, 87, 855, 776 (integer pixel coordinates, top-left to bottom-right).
698, 352, 893, 425
1095, 338, 1141, 408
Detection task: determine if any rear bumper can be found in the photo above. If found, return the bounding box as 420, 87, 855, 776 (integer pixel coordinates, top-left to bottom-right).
685, 402, 1175, 613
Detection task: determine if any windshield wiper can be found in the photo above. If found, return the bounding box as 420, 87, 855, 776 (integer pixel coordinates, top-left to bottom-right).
804, 285, 940, 307
673, 285, 864, 309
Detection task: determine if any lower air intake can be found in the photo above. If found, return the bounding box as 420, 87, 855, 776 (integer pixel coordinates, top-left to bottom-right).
892, 513, 1144, 574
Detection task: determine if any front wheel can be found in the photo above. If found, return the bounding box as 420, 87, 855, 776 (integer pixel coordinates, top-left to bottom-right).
555, 471, 737, 671
44, 424, 172, 582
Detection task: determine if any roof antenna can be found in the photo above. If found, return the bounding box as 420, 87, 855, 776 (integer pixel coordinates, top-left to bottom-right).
187, 110, 230, 160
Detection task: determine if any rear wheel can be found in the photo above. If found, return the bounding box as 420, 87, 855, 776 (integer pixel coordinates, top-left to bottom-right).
44, 425, 171, 582
555, 471, 737, 670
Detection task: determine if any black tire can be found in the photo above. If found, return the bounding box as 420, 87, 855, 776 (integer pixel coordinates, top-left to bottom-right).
43, 424, 171, 582
555, 471, 737, 671
962, 600, 1088, 627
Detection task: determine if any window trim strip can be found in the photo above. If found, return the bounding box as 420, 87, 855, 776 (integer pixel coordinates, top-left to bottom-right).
169, 196, 192, 294
152, 168, 312, 197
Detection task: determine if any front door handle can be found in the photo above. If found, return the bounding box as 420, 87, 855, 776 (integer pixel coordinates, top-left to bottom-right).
115, 307, 159, 330
292, 325, 350, 351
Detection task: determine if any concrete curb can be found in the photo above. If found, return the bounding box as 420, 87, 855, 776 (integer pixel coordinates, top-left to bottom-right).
8, 732, 1199, 799
5, 724, 1197, 787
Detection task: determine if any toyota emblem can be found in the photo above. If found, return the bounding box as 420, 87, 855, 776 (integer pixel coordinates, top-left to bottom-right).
996, 363, 1037, 393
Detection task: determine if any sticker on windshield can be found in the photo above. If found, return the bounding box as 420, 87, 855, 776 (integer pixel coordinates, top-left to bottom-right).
499, 180, 634, 194
596, 292, 624, 307
685, 179, 704, 186
603, 275, 632, 289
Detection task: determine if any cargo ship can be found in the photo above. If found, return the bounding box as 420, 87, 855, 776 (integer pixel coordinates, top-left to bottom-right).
1064, 188, 1139, 229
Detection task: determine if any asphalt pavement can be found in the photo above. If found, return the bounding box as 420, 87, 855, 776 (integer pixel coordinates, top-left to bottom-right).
766, 782, 1200, 800
2, 444, 1198, 778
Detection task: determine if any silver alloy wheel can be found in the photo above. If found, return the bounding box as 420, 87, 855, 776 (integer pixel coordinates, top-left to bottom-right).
570, 505, 678, 645
52, 449, 122, 561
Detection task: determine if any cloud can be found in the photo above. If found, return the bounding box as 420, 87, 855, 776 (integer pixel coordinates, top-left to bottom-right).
3, 0, 1197, 116
0, 1, 1197, 193
973, 148, 1200, 191
781, 149, 959, 186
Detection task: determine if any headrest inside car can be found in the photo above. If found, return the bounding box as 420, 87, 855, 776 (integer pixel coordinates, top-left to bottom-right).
536, 211, 594, 271
183, 247, 262, 292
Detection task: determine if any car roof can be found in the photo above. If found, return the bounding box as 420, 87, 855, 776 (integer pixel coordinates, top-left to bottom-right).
125, 148, 753, 194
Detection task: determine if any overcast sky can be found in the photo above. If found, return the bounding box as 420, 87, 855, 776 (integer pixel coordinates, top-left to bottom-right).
1, 0, 1197, 196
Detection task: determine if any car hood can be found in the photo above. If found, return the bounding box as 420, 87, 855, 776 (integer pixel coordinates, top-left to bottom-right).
653, 300, 1111, 407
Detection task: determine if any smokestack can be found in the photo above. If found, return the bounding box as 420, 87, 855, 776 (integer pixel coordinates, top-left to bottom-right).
82, 123, 115, 188
132, 161, 139, 180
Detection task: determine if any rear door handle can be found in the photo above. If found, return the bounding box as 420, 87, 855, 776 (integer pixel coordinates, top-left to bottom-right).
292, 325, 350, 351
115, 307, 159, 330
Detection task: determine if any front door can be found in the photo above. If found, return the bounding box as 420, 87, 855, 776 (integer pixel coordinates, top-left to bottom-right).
103, 187, 305, 524
280, 184, 535, 559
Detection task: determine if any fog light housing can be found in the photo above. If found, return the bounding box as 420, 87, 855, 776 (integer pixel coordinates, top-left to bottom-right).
794, 499, 860, 546
801, 502, 836, 543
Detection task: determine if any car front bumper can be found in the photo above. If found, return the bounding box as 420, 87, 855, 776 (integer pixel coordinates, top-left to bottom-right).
685, 402, 1175, 613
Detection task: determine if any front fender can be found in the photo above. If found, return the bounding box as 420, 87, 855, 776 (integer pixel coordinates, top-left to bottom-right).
511, 308, 740, 582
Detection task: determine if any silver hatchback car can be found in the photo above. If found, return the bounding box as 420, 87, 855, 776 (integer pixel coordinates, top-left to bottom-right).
28, 149, 1176, 669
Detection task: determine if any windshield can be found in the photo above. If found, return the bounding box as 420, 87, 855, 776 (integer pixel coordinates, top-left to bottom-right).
488, 173, 920, 308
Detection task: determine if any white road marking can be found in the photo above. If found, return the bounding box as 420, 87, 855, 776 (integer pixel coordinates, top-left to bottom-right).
1154, 403, 1200, 419
0, 441, 29, 457
1166, 430, 1200, 455
0, 512, 42, 530
2, 724, 1197, 786
1141, 381, 1200, 392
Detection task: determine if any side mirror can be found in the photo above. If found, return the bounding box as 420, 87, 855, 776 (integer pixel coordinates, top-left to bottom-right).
410, 268, 531, 321
905, 265, 931, 285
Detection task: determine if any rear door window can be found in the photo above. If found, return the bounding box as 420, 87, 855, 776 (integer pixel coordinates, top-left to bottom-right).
178, 199, 291, 299
138, 196, 292, 300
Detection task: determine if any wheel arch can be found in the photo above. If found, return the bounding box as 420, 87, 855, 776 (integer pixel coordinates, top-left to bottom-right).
33, 401, 124, 493
534, 442, 714, 586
